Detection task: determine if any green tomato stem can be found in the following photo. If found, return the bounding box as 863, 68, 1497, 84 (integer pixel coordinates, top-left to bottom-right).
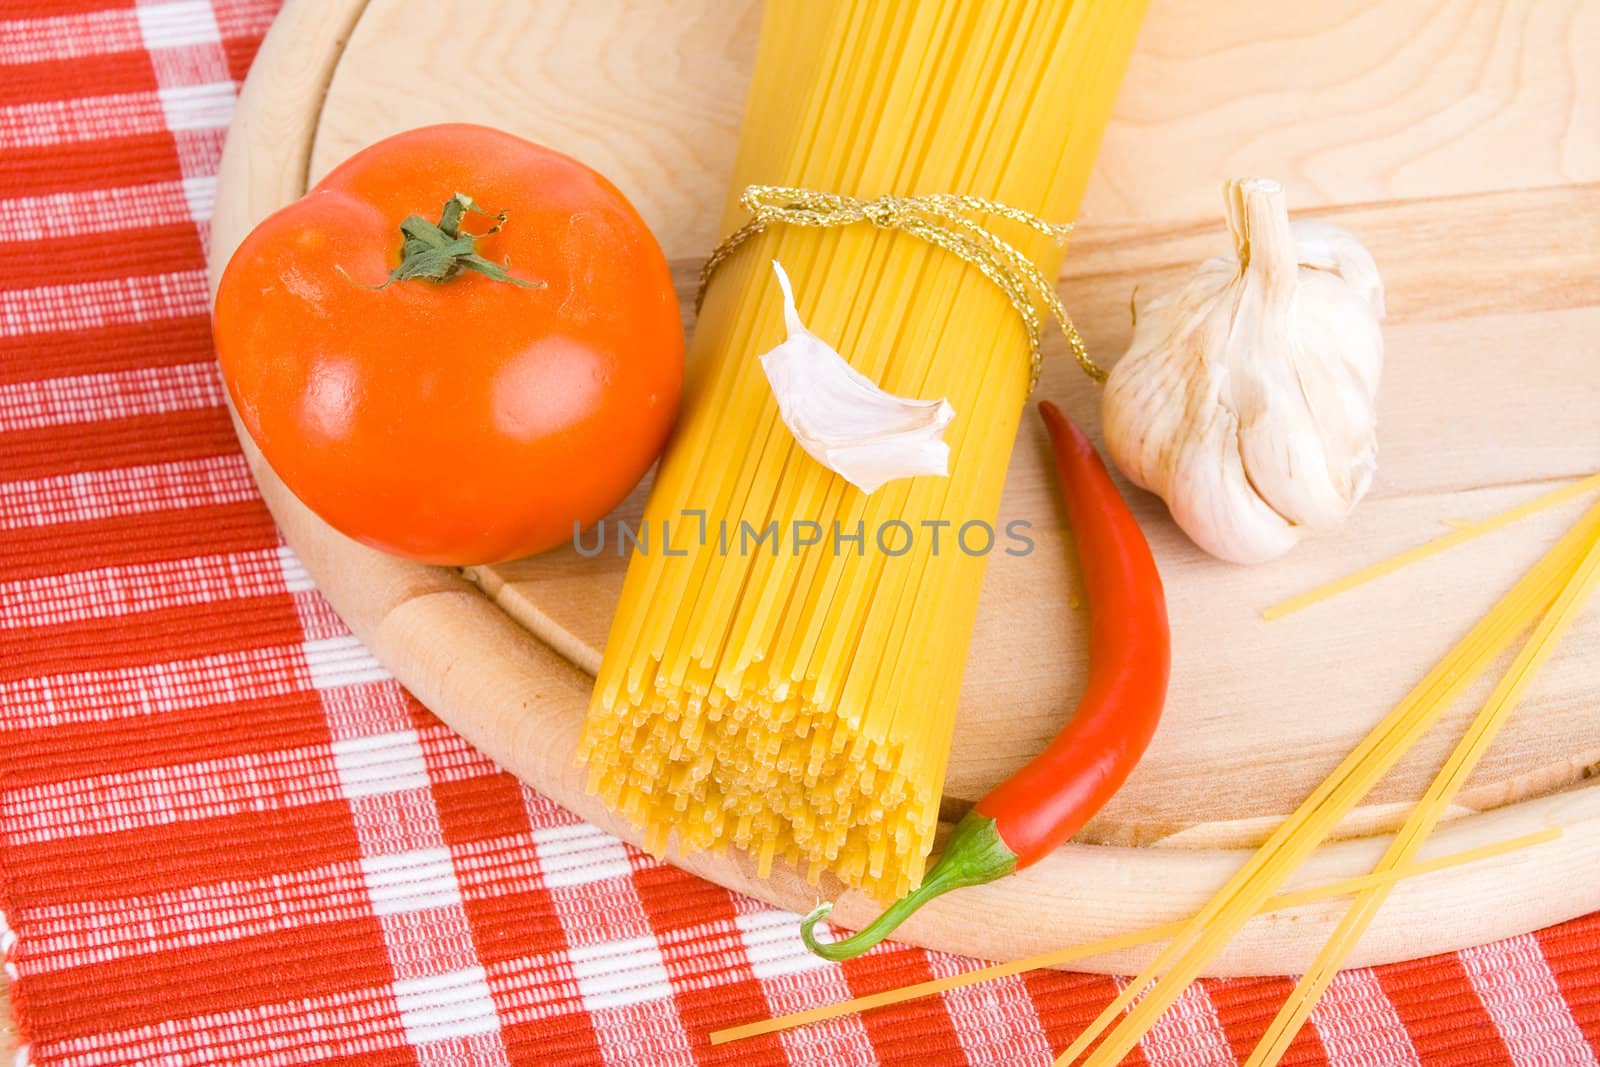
374, 192, 543, 290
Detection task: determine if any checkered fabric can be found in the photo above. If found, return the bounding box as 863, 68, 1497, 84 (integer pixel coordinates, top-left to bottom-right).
2, 1, 1599, 1064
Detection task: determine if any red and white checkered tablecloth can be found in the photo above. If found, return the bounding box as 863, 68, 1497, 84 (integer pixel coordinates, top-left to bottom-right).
2, 2, 1599, 1064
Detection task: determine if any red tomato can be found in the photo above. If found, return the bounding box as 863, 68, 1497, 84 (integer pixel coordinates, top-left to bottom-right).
213, 123, 683, 564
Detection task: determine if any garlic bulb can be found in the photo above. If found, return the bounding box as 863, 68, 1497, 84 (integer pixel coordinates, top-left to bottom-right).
760, 260, 955, 494
1102, 178, 1385, 564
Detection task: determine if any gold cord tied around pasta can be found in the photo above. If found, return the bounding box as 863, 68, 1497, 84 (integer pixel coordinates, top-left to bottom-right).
697, 185, 1105, 390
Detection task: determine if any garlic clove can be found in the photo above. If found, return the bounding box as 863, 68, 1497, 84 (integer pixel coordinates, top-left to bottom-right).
759, 260, 954, 495
1169, 407, 1301, 565
1297, 270, 1385, 399
1221, 180, 1356, 530
1292, 218, 1387, 319
1232, 180, 1380, 530
1289, 271, 1383, 494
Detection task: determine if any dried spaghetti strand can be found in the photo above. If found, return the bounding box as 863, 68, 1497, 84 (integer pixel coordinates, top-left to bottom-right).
1245, 520, 1600, 1067
708, 827, 1558, 1046
1054, 500, 1600, 1066
1264, 472, 1600, 619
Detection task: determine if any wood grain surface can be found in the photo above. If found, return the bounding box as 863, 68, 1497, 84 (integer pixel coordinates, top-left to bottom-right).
204, 0, 1600, 973
307, 0, 1600, 254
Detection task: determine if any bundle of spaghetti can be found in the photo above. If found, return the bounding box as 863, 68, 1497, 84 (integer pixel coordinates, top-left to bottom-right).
1054, 498, 1600, 1066
1245, 511, 1600, 1067
578, 0, 1148, 900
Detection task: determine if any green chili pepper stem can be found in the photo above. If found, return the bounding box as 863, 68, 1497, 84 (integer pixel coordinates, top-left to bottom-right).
800, 811, 1017, 961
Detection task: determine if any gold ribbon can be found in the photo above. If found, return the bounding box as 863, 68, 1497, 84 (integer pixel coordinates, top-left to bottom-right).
697, 185, 1104, 389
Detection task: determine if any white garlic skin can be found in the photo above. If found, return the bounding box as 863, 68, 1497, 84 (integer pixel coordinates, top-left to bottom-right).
759, 260, 954, 494
1102, 178, 1385, 564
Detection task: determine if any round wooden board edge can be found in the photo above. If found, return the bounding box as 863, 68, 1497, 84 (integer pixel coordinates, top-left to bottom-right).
206, 0, 1600, 976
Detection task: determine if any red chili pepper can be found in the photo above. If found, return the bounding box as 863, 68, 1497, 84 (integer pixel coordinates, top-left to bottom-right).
802, 401, 1170, 960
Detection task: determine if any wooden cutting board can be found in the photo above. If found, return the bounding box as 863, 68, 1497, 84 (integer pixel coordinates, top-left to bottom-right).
208, 0, 1600, 975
